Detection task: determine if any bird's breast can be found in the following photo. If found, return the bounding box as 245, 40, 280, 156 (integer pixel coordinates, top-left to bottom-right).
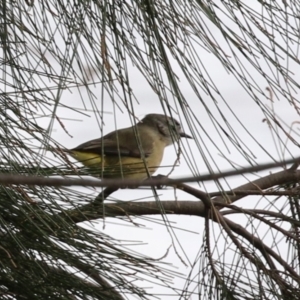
69, 141, 165, 180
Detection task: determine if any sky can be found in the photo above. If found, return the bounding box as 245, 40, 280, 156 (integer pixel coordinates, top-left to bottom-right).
5, 1, 300, 299
47, 3, 300, 298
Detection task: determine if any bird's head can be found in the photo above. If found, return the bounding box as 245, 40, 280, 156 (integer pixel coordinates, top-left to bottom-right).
141, 113, 192, 146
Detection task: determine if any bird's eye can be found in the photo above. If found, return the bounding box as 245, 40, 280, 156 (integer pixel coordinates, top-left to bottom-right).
173, 119, 180, 126
169, 122, 177, 129
169, 118, 180, 127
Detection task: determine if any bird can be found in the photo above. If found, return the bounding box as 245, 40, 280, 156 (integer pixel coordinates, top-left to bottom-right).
63, 113, 192, 180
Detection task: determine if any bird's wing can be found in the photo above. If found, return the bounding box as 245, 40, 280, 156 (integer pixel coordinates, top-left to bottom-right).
71, 130, 152, 158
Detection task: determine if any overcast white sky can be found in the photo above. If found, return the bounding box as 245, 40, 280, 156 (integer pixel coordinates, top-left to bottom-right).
15, 1, 300, 298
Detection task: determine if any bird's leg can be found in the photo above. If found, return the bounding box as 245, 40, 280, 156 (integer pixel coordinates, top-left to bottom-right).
149, 174, 168, 189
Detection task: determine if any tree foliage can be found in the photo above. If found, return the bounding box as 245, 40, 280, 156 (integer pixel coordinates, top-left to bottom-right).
0, 0, 300, 299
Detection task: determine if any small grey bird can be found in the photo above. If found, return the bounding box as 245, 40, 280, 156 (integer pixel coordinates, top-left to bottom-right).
64, 114, 192, 179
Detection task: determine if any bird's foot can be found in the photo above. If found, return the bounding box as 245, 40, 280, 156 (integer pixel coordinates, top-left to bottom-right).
149, 174, 168, 189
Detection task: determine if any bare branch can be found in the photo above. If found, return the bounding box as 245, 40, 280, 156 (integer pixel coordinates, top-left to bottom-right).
0, 156, 299, 189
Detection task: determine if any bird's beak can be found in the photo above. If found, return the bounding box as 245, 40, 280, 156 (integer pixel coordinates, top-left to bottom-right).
179, 130, 193, 139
